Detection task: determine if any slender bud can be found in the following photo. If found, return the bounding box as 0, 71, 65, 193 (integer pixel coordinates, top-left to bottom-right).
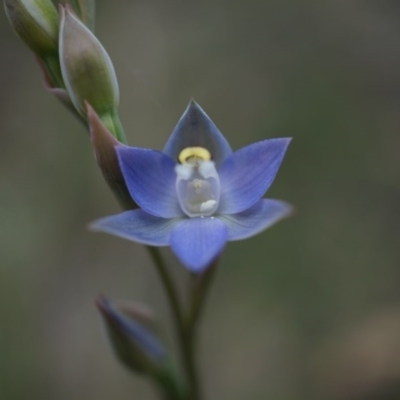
97, 296, 186, 399
59, 5, 118, 118
4, 0, 58, 57
55, 0, 95, 31
96, 295, 166, 375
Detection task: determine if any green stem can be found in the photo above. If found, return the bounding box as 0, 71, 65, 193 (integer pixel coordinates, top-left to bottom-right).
146, 247, 184, 332
147, 246, 201, 400
154, 361, 187, 400
181, 326, 200, 400
182, 261, 220, 400
188, 260, 218, 329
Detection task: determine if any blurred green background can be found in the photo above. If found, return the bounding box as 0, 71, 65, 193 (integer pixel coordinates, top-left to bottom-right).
2, 1, 400, 399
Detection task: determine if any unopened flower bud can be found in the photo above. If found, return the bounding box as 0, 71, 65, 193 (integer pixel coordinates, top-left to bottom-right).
96, 295, 166, 375
97, 296, 186, 399
59, 5, 119, 118
4, 0, 58, 57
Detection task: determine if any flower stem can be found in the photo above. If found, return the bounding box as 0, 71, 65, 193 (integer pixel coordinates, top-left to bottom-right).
146, 247, 184, 332
181, 324, 201, 400
181, 261, 219, 400
188, 261, 218, 329
146, 246, 202, 400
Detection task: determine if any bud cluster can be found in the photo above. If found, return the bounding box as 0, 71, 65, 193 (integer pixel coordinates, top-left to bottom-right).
4, 0, 129, 206
4, 0, 125, 142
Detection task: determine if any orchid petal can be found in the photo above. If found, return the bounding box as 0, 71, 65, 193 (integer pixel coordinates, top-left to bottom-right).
170, 217, 228, 273
163, 100, 232, 166
218, 199, 293, 241
218, 138, 291, 214
90, 210, 180, 246
117, 146, 183, 218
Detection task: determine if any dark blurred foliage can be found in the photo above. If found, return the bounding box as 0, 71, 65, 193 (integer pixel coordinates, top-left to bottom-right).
1, 1, 400, 399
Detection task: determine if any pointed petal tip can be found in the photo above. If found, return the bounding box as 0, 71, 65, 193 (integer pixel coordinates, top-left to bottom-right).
184, 98, 206, 116
284, 203, 296, 218
163, 100, 232, 164
173, 253, 219, 274
280, 137, 293, 153
87, 220, 99, 232
187, 97, 199, 108
275, 136, 293, 148
87, 218, 111, 234
179, 98, 220, 125
184, 256, 221, 274
269, 200, 295, 222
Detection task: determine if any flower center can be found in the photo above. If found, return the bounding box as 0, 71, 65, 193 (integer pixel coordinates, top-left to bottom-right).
175, 147, 220, 218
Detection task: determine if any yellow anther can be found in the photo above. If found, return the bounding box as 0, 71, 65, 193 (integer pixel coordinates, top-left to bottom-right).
178, 147, 211, 164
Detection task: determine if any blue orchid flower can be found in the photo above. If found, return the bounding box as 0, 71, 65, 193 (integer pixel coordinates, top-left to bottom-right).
91, 100, 292, 273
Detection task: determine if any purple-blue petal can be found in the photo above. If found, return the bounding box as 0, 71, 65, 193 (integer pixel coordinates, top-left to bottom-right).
218, 199, 293, 241
163, 100, 232, 166
170, 217, 228, 273
117, 146, 183, 218
218, 138, 291, 214
89, 209, 180, 246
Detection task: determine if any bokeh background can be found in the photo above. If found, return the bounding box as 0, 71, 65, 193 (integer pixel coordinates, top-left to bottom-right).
2, 1, 400, 399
